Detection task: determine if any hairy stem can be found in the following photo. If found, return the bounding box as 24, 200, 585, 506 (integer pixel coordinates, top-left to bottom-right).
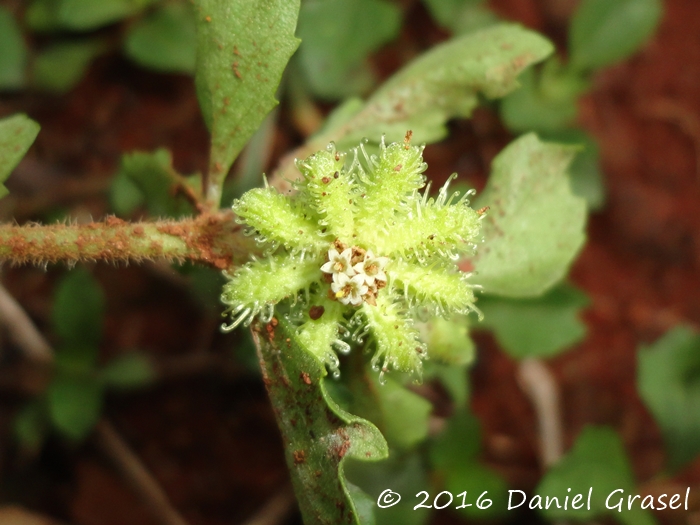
0, 212, 255, 268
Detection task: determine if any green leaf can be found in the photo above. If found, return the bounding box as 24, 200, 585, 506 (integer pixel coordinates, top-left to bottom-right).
26, 0, 58, 32
56, 0, 155, 30
32, 40, 105, 93
332, 24, 554, 149
193, 0, 300, 200
430, 409, 481, 468
345, 452, 431, 525
0, 114, 40, 200
48, 371, 104, 441
430, 410, 508, 519
569, 0, 663, 71
422, 0, 498, 35
638, 326, 700, 470
473, 133, 586, 297
109, 169, 145, 216
500, 61, 584, 133
0, 6, 28, 90
118, 149, 194, 218
252, 315, 388, 525
52, 268, 105, 348
100, 353, 156, 389
478, 284, 589, 359
540, 129, 606, 211
536, 427, 656, 525
373, 376, 431, 451
421, 316, 474, 366
14, 400, 49, 452
124, 3, 197, 74
296, 0, 401, 99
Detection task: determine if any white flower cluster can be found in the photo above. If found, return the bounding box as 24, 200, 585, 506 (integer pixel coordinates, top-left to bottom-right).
320, 244, 389, 306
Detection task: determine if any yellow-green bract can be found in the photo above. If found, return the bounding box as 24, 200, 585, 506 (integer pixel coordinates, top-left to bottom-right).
222, 136, 483, 381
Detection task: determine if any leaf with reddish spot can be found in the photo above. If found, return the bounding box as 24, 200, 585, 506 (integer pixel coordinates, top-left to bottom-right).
193, 0, 300, 206
252, 316, 388, 525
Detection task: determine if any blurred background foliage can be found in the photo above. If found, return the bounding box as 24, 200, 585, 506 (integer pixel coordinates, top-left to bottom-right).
3, 1, 697, 525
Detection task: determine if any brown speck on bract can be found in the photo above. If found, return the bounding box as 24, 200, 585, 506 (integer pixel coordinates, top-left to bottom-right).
205, 15, 211, 22
300, 372, 312, 385
293, 450, 306, 464
394, 164, 402, 171
309, 305, 325, 320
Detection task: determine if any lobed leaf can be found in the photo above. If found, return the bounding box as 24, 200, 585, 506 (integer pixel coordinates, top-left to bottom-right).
193, 0, 300, 205
0, 114, 40, 200
472, 133, 586, 297
252, 315, 388, 525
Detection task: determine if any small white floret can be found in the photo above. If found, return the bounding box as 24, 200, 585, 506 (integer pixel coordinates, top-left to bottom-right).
321, 248, 355, 276
353, 250, 389, 287
331, 273, 368, 306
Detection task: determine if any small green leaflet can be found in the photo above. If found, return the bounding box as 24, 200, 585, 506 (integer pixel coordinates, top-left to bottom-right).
32, 40, 105, 93
124, 2, 197, 74
296, 0, 401, 99
638, 326, 700, 470
0, 114, 40, 200
569, 0, 663, 71
477, 284, 589, 359
0, 6, 28, 90
536, 427, 657, 525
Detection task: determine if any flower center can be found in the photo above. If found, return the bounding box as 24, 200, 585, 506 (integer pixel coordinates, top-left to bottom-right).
320, 242, 389, 307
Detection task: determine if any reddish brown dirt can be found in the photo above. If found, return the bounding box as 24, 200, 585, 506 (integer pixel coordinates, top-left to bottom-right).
2, 0, 700, 524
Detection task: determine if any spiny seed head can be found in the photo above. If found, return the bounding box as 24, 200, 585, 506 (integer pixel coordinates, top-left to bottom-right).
223, 134, 484, 382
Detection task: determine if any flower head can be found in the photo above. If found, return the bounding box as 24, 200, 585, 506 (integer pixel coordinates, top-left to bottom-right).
222, 134, 483, 381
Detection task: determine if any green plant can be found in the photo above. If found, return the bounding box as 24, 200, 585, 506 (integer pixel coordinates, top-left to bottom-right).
0, 2, 621, 524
